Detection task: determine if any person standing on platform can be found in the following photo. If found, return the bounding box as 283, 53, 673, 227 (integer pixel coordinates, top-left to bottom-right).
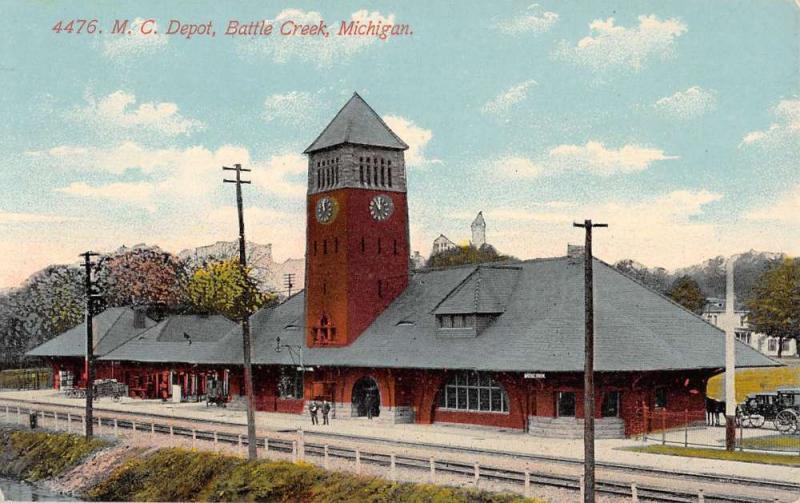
322, 400, 331, 425
309, 400, 319, 425
366, 392, 374, 420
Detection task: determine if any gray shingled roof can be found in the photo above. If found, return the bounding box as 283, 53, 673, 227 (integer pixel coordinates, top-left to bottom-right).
434, 266, 520, 314
218, 257, 777, 372
100, 315, 236, 364
26, 307, 156, 358
304, 93, 409, 153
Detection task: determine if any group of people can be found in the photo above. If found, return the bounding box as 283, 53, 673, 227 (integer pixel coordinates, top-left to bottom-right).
309, 399, 333, 425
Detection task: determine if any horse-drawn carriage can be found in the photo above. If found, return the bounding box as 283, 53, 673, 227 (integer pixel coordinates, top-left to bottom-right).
737, 388, 800, 433
63, 379, 128, 401
737, 392, 779, 428
773, 388, 800, 434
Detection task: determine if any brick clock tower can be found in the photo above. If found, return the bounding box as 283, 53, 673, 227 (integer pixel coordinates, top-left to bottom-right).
303, 93, 410, 348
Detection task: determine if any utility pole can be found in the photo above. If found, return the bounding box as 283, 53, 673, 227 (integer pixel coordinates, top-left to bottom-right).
724, 255, 738, 451
223, 163, 258, 460
80, 251, 100, 439
573, 219, 607, 503
283, 273, 296, 298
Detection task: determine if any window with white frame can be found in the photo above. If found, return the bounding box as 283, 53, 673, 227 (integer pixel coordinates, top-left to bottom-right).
437, 371, 509, 413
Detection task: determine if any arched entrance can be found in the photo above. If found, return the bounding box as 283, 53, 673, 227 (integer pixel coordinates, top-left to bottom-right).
352, 376, 380, 417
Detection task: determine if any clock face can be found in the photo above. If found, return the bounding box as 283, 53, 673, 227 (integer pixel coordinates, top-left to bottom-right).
369, 194, 394, 221
315, 197, 337, 224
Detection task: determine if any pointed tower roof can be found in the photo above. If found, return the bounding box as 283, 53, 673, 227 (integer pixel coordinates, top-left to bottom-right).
471, 211, 485, 227
304, 92, 409, 153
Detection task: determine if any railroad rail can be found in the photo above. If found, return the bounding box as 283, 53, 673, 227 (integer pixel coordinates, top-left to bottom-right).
1, 399, 797, 503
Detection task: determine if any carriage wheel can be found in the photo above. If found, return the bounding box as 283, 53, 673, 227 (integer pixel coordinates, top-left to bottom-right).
774, 410, 797, 434
741, 415, 753, 428
750, 415, 765, 428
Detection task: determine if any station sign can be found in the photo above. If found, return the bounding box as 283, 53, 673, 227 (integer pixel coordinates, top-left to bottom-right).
524, 372, 546, 379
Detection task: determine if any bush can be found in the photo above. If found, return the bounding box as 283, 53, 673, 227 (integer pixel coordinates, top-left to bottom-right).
0, 428, 107, 480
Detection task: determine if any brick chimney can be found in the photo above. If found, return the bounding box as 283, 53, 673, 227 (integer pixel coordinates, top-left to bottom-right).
567, 244, 585, 263
133, 307, 147, 329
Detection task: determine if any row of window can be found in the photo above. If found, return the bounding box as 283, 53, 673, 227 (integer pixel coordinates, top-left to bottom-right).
359, 156, 393, 188
767, 338, 792, 352
316, 158, 340, 190
438, 314, 476, 329
556, 390, 621, 418
438, 371, 509, 413
312, 237, 400, 256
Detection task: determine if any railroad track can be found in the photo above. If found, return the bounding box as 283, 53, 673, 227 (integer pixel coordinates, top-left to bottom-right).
1, 399, 796, 503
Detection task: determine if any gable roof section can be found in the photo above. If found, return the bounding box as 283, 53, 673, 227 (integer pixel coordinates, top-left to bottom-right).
27, 307, 156, 358
304, 93, 409, 153
99, 315, 236, 364
434, 266, 521, 314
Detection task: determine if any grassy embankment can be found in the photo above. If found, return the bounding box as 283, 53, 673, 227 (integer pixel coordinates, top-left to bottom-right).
0, 428, 107, 480
628, 445, 800, 466
706, 366, 800, 402
89, 448, 540, 502
0, 427, 541, 502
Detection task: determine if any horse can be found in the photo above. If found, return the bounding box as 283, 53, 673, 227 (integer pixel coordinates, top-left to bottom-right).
705, 397, 725, 426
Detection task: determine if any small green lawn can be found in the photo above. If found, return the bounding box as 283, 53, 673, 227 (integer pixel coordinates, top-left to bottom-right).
627, 445, 800, 466
740, 434, 800, 452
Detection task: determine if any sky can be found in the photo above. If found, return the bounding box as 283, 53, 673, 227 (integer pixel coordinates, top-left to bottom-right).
1, 1, 799, 288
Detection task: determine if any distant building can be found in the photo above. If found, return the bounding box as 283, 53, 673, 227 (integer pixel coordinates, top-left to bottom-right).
703, 300, 796, 357
471, 211, 486, 248
431, 234, 457, 255
431, 211, 488, 257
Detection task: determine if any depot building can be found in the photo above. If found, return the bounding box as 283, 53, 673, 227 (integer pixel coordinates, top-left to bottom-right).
28, 94, 777, 438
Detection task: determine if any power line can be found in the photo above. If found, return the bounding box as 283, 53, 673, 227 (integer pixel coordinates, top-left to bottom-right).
283, 273, 296, 298
223, 163, 258, 461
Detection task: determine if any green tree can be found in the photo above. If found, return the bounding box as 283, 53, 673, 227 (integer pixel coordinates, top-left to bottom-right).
668, 275, 706, 314
0, 265, 85, 367
746, 258, 800, 357
186, 260, 274, 320
426, 244, 517, 268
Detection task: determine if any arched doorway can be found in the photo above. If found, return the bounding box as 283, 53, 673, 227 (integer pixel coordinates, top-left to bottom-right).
352, 376, 380, 417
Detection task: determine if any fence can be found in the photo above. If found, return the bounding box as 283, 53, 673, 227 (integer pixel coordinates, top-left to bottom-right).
0, 368, 52, 391
1, 401, 778, 502
642, 408, 800, 455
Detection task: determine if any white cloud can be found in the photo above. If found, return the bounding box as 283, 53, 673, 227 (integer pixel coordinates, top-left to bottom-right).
250, 153, 308, 198
490, 141, 677, 178
382, 115, 440, 167
238, 9, 396, 67
263, 91, 319, 126
653, 86, 717, 119
494, 6, 559, 35
0, 211, 81, 224
740, 98, 800, 147
102, 18, 167, 59
481, 80, 537, 115
555, 15, 687, 72
56, 181, 158, 212
745, 184, 800, 223
41, 142, 308, 210
71, 91, 204, 137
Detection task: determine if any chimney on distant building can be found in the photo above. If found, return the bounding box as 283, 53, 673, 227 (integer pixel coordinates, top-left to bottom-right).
567, 244, 585, 259
133, 307, 147, 329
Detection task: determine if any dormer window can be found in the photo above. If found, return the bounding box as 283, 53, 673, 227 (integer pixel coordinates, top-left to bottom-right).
437, 314, 476, 329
